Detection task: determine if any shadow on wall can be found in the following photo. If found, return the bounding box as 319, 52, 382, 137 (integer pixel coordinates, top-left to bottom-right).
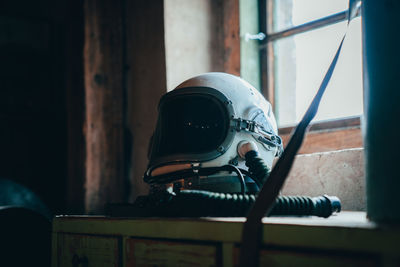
0, 12, 68, 214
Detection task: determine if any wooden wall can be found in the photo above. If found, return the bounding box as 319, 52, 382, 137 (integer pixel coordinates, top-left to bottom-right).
81, 0, 240, 213
125, 0, 168, 201
83, 0, 126, 213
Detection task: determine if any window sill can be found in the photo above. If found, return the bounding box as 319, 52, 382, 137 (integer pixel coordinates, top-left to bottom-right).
279, 116, 362, 154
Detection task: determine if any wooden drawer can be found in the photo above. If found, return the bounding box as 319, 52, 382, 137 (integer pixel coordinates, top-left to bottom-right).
233, 248, 378, 267
56, 234, 120, 267
258, 249, 377, 267
125, 238, 219, 267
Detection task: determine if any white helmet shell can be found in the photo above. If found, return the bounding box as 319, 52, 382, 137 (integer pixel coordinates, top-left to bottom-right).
145, 72, 282, 190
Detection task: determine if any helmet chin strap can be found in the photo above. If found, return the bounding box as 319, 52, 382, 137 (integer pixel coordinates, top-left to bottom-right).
146, 140, 276, 194
144, 164, 249, 194
145, 140, 276, 195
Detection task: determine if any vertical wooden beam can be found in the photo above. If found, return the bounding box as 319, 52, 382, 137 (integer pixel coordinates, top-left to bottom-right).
84, 0, 125, 213
222, 0, 240, 75
125, 0, 167, 200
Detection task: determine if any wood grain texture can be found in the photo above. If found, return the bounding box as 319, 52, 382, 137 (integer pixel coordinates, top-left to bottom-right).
258, 249, 376, 267
125, 0, 167, 200
233, 247, 377, 267
57, 234, 120, 267
53, 214, 400, 266
280, 127, 363, 155
223, 0, 240, 75
126, 238, 218, 267
84, 0, 125, 213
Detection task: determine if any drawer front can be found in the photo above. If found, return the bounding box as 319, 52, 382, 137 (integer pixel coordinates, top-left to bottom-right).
57, 234, 120, 267
126, 238, 219, 267
233, 248, 377, 267
259, 249, 377, 267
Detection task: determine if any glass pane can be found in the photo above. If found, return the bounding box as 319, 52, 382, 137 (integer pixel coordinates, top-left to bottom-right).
272, 18, 363, 127
268, 0, 349, 33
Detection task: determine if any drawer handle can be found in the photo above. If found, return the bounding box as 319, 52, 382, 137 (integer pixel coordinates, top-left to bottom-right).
72, 254, 88, 267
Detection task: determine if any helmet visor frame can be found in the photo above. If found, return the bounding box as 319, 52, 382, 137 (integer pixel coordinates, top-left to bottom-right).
148, 87, 236, 171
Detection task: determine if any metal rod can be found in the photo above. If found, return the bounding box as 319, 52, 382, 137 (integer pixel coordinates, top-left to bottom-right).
265, 11, 347, 43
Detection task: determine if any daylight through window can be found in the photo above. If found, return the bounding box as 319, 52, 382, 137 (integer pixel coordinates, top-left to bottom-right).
264, 0, 363, 127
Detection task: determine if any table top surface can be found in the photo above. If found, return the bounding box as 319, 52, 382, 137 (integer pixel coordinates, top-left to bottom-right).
55, 211, 372, 227
53, 212, 400, 254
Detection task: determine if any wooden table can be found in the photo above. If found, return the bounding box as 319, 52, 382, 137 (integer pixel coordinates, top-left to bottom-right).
52, 212, 400, 266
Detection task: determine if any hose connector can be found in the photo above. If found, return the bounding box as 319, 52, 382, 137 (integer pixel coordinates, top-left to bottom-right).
237, 141, 258, 159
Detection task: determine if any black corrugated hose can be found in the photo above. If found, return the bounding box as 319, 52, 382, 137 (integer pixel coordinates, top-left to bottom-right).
110, 148, 341, 218
130, 190, 340, 218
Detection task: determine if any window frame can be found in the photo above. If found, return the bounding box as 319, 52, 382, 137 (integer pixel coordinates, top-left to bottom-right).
258, 0, 362, 151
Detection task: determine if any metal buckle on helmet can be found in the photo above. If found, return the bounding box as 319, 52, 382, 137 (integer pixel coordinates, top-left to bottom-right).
231, 117, 283, 156
231, 118, 256, 132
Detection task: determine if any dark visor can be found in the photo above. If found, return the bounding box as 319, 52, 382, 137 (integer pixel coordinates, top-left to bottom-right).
149, 88, 233, 165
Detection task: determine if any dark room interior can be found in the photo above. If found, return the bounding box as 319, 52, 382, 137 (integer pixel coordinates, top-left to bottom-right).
1, 0, 400, 266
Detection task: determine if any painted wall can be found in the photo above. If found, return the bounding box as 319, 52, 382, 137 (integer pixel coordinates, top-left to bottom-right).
164, 0, 225, 91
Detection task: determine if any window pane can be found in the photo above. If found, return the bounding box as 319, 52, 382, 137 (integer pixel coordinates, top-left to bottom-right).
272, 18, 363, 127
268, 0, 349, 33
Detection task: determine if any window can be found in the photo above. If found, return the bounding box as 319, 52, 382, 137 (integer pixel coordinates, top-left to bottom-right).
248, 1, 366, 211
260, 0, 363, 128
